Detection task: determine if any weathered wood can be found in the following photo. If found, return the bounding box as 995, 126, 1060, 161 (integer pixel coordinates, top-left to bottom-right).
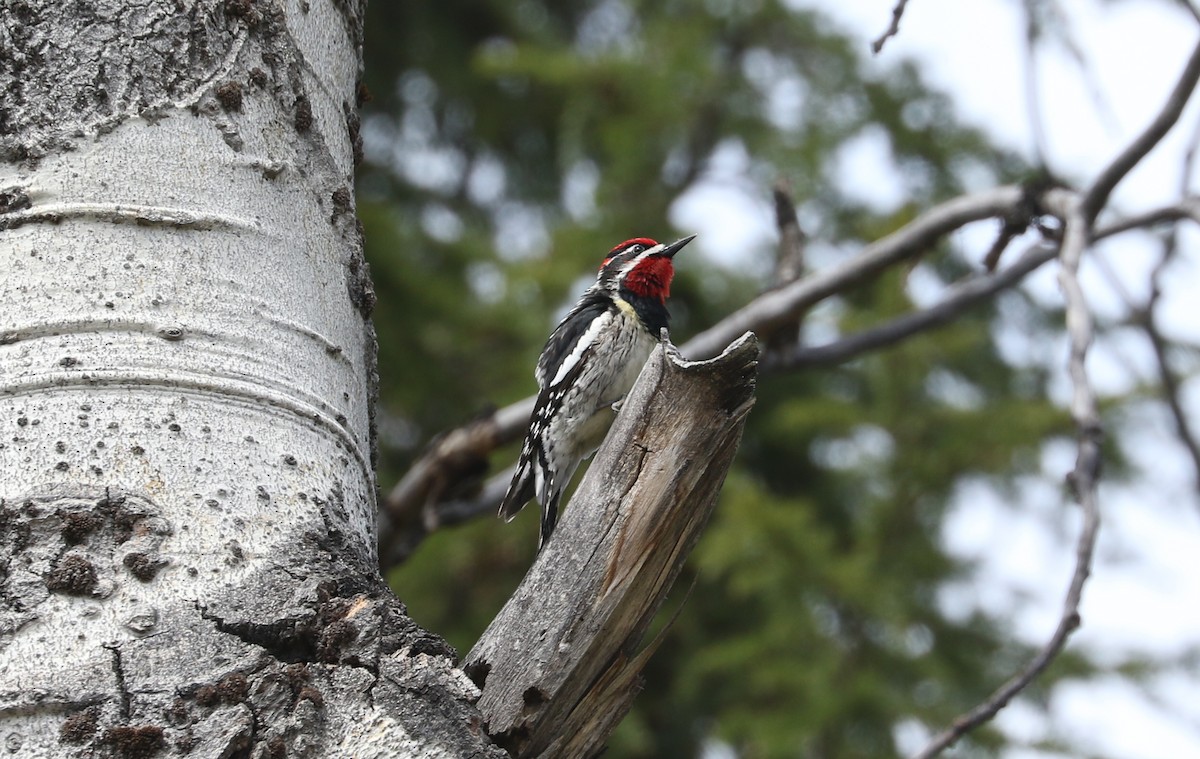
462, 331, 759, 758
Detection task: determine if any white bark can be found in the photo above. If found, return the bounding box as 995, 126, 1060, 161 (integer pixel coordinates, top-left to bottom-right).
0, 2, 500, 757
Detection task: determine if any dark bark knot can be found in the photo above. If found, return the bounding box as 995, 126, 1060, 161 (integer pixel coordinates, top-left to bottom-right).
102, 725, 166, 758
44, 554, 98, 596
123, 551, 168, 582
215, 80, 244, 112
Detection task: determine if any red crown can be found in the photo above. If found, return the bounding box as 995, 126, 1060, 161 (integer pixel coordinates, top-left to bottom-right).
609, 237, 658, 254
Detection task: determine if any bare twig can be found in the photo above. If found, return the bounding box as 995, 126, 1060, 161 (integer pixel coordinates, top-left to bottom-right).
1020, 0, 1052, 167
983, 174, 1060, 271
912, 189, 1102, 759
771, 179, 807, 287
772, 192, 1200, 373
379, 468, 515, 567
913, 36, 1200, 752
770, 241, 1060, 370
767, 180, 808, 351
384, 42, 1200, 561
1088, 226, 1200, 502
378, 398, 532, 561
1135, 109, 1200, 498
683, 186, 1026, 360
872, 0, 912, 54
1090, 199, 1200, 239
1141, 295, 1200, 496
774, 192, 1200, 375
1083, 38, 1200, 222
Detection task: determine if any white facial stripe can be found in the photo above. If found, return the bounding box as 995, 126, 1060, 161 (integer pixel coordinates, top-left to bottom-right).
550, 310, 612, 386
617, 243, 666, 278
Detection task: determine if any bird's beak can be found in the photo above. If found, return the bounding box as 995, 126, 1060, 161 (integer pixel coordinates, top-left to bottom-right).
661, 234, 696, 259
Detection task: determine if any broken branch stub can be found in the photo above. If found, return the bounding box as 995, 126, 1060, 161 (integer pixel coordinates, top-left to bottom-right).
462, 331, 759, 758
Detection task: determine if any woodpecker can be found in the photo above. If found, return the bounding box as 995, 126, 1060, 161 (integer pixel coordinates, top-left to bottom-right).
499, 234, 695, 549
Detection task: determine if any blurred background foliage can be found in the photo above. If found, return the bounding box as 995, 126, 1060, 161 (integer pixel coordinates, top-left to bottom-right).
358, 1, 1096, 756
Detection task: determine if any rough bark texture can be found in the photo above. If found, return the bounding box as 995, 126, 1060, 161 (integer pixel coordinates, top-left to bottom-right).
0, 2, 502, 757
462, 332, 759, 758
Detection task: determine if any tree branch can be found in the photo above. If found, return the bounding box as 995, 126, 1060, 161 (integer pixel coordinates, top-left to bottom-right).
770, 193, 1200, 374
912, 190, 1102, 759
462, 333, 759, 758
1090, 222, 1200, 501
872, 0, 912, 54
769, 241, 1060, 370
1140, 297, 1200, 497
378, 397, 533, 561
382, 158, 1200, 570
1135, 110, 1200, 500
767, 179, 808, 351
1082, 38, 1200, 222
682, 186, 1026, 361
913, 36, 1200, 754
771, 179, 807, 287
908, 34, 1200, 735
1090, 198, 1200, 239
1120, 111, 1200, 500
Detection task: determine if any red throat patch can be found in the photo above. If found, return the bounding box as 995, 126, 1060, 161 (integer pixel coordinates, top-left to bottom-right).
623, 256, 675, 302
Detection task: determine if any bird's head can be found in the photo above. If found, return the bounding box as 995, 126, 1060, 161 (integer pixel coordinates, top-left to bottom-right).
597, 235, 694, 304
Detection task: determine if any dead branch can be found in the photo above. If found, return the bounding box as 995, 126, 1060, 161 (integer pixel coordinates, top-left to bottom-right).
1083, 39, 1200, 223
872, 0, 912, 54
767, 180, 808, 351
912, 36, 1200, 753
772, 179, 807, 287
1137, 119, 1200, 499
1140, 296, 1200, 497
771, 240, 1060, 370
462, 332, 759, 758
682, 185, 1027, 360
380, 467, 515, 566
1091, 220, 1200, 500
913, 188, 1102, 759
381, 191, 1200, 570
1090, 198, 1200, 239
378, 397, 533, 560
768, 192, 1200, 373
1133, 109, 1200, 498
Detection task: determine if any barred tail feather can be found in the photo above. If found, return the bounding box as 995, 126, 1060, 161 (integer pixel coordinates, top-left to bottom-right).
537, 457, 580, 550
498, 456, 536, 522
538, 491, 561, 551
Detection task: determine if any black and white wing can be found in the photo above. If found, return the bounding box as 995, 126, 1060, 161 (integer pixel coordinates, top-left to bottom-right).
498, 291, 613, 547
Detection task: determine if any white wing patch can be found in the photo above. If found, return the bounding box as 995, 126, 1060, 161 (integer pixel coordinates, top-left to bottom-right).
550, 311, 611, 386
533, 459, 547, 507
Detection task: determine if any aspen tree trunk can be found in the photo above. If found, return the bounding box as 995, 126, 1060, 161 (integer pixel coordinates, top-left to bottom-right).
0, 3, 502, 757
